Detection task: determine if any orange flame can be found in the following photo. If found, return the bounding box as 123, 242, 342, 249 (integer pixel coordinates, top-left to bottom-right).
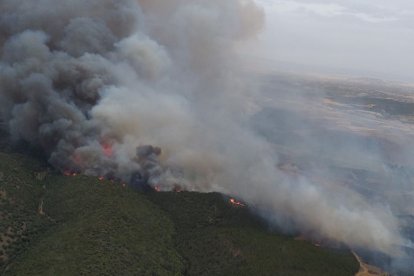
173, 184, 183, 193
229, 198, 246, 207
63, 171, 78, 177
101, 142, 113, 157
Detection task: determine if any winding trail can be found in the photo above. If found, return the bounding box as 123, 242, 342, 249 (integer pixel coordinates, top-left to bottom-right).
352, 252, 389, 276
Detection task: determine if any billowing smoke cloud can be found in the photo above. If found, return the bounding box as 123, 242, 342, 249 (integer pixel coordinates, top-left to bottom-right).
0, 0, 411, 268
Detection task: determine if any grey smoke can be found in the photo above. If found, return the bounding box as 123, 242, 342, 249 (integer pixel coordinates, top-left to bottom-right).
0, 0, 411, 266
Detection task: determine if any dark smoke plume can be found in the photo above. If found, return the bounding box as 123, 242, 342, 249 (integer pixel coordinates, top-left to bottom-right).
1, 0, 412, 269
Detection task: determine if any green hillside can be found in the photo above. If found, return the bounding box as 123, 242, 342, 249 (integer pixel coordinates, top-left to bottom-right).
0, 152, 359, 275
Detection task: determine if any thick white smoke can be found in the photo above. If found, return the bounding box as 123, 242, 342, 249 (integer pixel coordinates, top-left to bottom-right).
0, 0, 408, 260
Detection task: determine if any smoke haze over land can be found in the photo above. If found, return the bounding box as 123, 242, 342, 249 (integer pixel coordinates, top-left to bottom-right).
252, 0, 414, 83
0, 1, 413, 272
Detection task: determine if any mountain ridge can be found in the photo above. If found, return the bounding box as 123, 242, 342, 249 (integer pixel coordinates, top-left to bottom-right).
0, 151, 358, 275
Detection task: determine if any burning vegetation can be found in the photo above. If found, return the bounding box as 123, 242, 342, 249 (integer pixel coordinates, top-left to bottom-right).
62, 144, 165, 191
0, 150, 360, 275
1, 0, 413, 273
229, 198, 246, 208
100, 142, 113, 157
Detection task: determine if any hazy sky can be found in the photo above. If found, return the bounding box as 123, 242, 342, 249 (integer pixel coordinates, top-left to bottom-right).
250, 0, 414, 83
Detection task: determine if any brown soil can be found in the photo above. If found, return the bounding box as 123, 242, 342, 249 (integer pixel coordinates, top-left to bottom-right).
352, 252, 389, 276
